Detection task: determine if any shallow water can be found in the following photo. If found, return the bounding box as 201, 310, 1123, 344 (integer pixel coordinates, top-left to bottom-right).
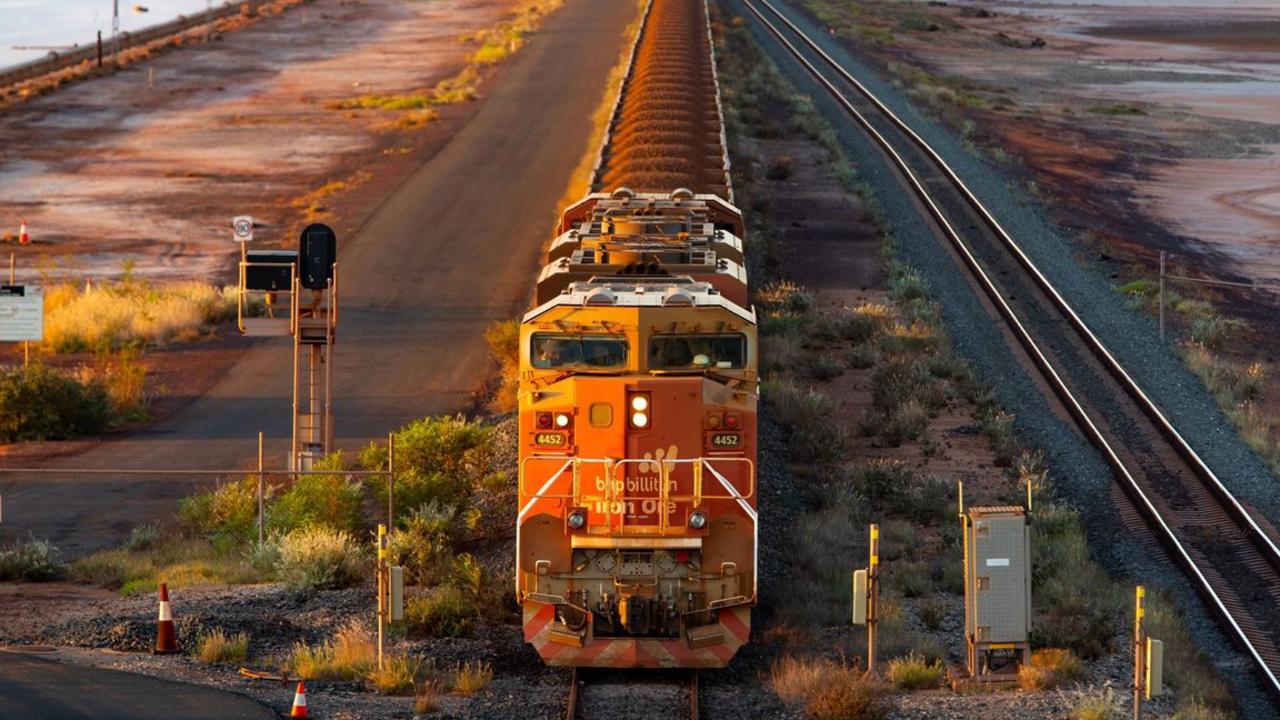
0, 0, 216, 71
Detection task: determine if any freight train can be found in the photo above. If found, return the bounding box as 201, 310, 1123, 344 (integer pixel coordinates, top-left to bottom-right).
515, 0, 758, 668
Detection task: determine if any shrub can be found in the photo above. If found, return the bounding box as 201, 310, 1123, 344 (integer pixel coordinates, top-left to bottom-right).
982, 409, 1019, 466
0, 538, 65, 581
1019, 648, 1082, 689
756, 280, 812, 314
269, 455, 364, 534
125, 524, 160, 552
880, 398, 929, 446
1071, 686, 1122, 720
766, 154, 795, 180
195, 628, 249, 665
917, 597, 946, 631
762, 378, 846, 464
179, 476, 258, 547
0, 364, 111, 442
850, 461, 914, 513
887, 652, 942, 690
761, 329, 806, 373
386, 502, 456, 585
888, 560, 931, 599
275, 527, 364, 590
452, 660, 493, 695
848, 343, 879, 369
368, 653, 422, 695
1031, 503, 1124, 658
406, 585, 476, 637
290, 619, 375, 680
362, 415, 499, 525
807, 354, 845, 381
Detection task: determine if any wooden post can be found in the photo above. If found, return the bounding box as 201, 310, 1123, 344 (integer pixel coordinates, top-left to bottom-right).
1133, 585, 1146, 720
377, 523, 387, 671
387, 432, 396, 528
1158, 252, 1166, 342
864, 523, 880, 681
97, 31, 103, 67
257, 432, 265, 546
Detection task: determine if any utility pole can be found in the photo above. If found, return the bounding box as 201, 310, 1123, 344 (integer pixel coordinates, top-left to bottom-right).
112, 0, 120, 64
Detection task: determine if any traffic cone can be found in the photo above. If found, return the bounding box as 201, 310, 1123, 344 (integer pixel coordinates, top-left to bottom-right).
17, 219, 28, 245
153, 583, 178, 655
290, 681, 308, 718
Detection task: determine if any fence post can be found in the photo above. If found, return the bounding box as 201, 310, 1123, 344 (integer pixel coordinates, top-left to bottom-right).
376, 523, 387, 671
257, 431, 265, 546
1133, 585, 1146, 720
864, 523, 880, 681
387, 432, 396, 528
1158, 252, 1166, 342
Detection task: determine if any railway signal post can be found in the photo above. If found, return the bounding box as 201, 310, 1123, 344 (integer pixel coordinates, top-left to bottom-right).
235, 219, 340, 471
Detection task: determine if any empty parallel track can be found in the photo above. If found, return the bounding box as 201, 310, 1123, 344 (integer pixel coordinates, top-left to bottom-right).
743, 0, 1280, 697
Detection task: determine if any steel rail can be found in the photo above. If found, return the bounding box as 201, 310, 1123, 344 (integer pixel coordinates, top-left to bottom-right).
743, 0, 1280, 696
565, 669, 700, 720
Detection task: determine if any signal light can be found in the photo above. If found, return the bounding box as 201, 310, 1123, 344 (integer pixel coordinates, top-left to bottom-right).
706, 414, 722, 429
537, 413, 552, 428
725, 414, 739, 429
630, 395, 649, 412
689, 511, 708, 530
567, 509, 586, 529
631, 412, 649, 428
555, 413, 572, 428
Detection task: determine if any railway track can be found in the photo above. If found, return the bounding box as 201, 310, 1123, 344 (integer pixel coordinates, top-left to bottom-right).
741, 0, 1280, 698
566, 669, 700, 720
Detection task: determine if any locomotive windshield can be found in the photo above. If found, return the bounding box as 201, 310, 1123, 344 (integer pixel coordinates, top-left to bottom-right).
531, 334, 628, 369
649, 334, 747, 370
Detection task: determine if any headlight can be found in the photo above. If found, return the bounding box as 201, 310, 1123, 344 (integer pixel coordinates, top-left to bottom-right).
567, 510, 586, 529
555, 412, 571, 428
689, 510, 708, 529
631, 411, 649, 428
631, 395, 649, 412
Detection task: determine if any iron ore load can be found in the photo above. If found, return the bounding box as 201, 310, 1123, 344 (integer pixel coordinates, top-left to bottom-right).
516, 0, 757, 668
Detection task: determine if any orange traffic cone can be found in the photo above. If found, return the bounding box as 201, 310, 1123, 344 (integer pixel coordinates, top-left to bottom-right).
153, 583, 178, 654
17, 219, 29, 245
290, 681, 308, 718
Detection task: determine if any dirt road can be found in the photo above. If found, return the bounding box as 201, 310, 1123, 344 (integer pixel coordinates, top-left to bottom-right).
0, 0, 640, 554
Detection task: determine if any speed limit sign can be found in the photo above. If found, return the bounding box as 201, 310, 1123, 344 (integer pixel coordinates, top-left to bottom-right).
232, 215, 254, 243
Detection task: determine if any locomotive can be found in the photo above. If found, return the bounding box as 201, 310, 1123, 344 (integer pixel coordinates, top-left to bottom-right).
515, 0, 755, 669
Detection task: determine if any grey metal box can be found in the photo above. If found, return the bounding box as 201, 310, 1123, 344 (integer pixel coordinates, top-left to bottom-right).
964, 506, 1030, 645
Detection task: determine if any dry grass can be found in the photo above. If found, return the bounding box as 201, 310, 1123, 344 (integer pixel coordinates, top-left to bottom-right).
368, 653, 422, 695
290, 619, 376, 681
451, 660, 493, 695
1070, 685, 1122, 720
194, 628, 249, 665
772, 656, 886, 719
42, 279, 235, 353
466, 0, 565, 65
887, 652, 942, 690
415, 678, 445, 714
275, 526, 364, 590
1018, 648, 1083, 689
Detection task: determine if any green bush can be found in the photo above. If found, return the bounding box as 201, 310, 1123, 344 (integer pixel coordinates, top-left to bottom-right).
0, 538, 65, 581
270, 454, 364, 534
887, 652, 943, 689
275, 527, 364, 590
362, 416, 499, 525
179, 476, 258, 547
0, 364, 111, 442
406, 585, 476, 637
386, 502, 457, 585
763, 378, 846, 464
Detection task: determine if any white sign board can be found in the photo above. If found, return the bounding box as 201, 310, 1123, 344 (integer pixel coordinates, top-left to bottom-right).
0, 286, 43, 342
232, 215, 254, 243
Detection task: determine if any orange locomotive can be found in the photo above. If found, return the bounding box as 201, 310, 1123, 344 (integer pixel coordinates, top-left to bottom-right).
516, 0, 756, 669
